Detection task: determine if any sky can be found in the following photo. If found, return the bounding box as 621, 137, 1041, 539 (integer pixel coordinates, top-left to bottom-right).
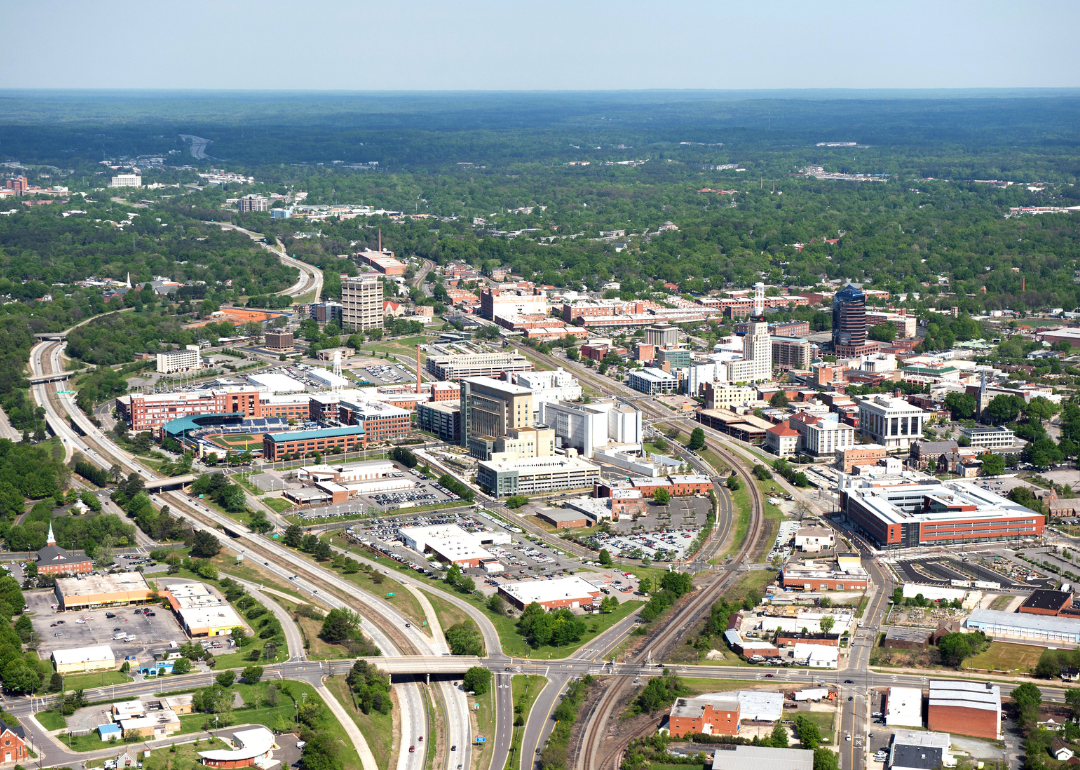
3, 0, 1079, 91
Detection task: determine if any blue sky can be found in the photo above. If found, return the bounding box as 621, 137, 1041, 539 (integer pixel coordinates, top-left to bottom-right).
3, 0, 1079, 90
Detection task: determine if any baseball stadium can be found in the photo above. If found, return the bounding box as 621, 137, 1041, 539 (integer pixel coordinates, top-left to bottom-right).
162, 414, 301, 458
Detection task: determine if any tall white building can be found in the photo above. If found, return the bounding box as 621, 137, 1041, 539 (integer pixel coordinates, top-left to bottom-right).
342, 276, 384, 331
156, 345, 201, 374
110, 174, 142, 188
857, 395, 928, 450
540, 399, 641, 458
514, 368, 583, 416
725, 321, 772, 383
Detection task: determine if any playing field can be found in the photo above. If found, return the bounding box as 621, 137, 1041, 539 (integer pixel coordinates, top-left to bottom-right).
207, 433, 265, 449
965, 642, 1044, 673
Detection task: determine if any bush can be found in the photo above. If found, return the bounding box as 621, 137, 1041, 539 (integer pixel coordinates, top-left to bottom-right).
463, 667, 491, 695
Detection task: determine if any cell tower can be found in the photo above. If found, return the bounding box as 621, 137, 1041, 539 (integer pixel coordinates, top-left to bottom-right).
753, 281, 765, 318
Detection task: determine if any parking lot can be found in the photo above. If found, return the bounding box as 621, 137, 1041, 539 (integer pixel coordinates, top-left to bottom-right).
26, 591, 186, 661
357, 363, 410, 386
580, 526, 702, 561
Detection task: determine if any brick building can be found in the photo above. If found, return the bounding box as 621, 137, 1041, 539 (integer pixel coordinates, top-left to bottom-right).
927, 680, 1000, 740
262, 426, 365, 461
35, 524, 92, 576
775, 632, 840, 647
668, 696, 740, 738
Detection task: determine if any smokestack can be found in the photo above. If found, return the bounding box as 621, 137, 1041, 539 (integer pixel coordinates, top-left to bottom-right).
416, 344, 421, 394
1021, 276, 1025, 292
760, 176, 763, 190
378, 228, 382, 253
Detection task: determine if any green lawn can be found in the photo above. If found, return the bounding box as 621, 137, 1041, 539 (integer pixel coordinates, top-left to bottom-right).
507, 675, 546, 770
262, 497, 294, 513
719, 482, 752, 561
326, 673, 394, 770
61, 669, 131, 690
965, 642, 1045, 673
35, 710, 66, 730
421, 589, 476, 649
471, 675, 496, 770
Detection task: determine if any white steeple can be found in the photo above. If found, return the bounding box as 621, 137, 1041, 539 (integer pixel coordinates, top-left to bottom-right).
126, 272, 131, 289
46, 522, 56, 546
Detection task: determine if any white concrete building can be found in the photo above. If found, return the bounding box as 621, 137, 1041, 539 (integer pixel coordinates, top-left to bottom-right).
246, 372, 307, 393
958, 425, 1017, 449
540, 398, 641, 458
477, 452, 601, 497
514, 368, 582, 410
628, 367, 679, 394
725, 321, 772, 383
794, 527, 835, 552
110, 174, 142, 188
497, 575, 600, 610
156, 345, 201, 374
790, 416, 856, 456
857, 395, 928, 450
885, 687, 924, 728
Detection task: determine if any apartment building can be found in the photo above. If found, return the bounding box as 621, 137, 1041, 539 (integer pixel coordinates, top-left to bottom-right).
789, 413, 856, 456
236, 195, 269, 213
417, 401, 461, 442
116, 388, 262, 431
156, 345, 201, 374
110, 174, 142, 188
772, 336, 812, 370
341, 275, 384, 331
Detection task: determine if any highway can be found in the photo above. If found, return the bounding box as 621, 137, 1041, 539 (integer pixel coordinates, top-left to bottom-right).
208, 221, 323, 301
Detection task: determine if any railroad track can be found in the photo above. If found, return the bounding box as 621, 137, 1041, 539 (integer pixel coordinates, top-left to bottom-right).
576, 439, 764, 770
500, 343, 769, 770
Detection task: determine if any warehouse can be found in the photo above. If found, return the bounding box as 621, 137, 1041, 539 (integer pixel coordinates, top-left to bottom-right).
51, 645, 115, 674
927, 680, 1000, 740
889, 731, 954, 770
498, 576, 600, 610
1018, 589, 1073, 616
964, 608, 1080, 644
884, 687, 924, 728
399, 523, 510, 568
54, 572, 151, 611
165, 583, 245, 638
536, 510, 588, 529
710, 746, 813, 770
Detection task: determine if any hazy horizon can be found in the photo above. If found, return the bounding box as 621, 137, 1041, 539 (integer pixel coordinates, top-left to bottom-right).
4, 0, 1079, 91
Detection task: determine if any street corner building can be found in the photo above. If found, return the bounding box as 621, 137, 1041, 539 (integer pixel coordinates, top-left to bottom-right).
198, 727, 277, 768
668, 695, 740, 737
51, 644, 115, 674
926, 680, 1001, 740
497, 575, 600, 610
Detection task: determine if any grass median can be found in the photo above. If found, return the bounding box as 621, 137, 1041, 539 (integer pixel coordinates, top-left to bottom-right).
506, 675, 546, 770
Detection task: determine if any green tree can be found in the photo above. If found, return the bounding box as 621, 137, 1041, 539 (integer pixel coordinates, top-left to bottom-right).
487, 593, 506, 614
216, 671, 236, 688
979, 452, 1005, 476
769, 721, 789, 748
463, 667, 492, 695
795, 715, 821, 749
241, 666, 264, 683
598, 549, 612, 566
652, 488, 671, 505
769, 391, 789, 408
868, 323, 897, 342
943, 392, 977, 421
1012, 682, 1042, 733
819, 615, 835, 635
171, 658, 192, 675
687, 427, 706, 450
284, 524, 303, 548
813, 748, 839, 770
190, 530, 221, 559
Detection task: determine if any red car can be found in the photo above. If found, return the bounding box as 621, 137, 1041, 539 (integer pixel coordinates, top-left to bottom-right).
408, 747, 416, 754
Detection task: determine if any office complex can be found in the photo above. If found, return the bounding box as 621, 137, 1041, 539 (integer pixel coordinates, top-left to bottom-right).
480, 287, 548, 320
840, 475, 1044, 549
156, 345, 201, 374
772, 336, 812, 370
460, 377, 535, 457
832, 283, 878, 357
110, 174, 142, 188
264, 332, 294, 352
627, 367, 679, 394
236, 195, 269, 213
644, 323, 680, 348
478, 453, 601, 496
426, 351, 532, 380
540, 398, 641, 458
341, 275, 384, 331
725, 320, 772, 383
857, 395, 928, 450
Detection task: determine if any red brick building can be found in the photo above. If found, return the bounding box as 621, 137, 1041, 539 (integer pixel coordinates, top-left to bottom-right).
1018, 589, 1073, 616
35, 525, 92, 576
926, 680, 1000, 740
775, 632, 840, 647
0, 724, 28, 763
668, 697, 740, 738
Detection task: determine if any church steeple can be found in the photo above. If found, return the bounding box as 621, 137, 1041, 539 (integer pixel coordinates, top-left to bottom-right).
46, 522, 55, 546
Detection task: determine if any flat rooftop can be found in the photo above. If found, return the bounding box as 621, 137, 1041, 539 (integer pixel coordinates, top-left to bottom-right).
928, 678, 1000, 712
500, 575, 599, 605
1020, 589, 1072, 611
56, 572, 150, 596
842, 478, 1041, 526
